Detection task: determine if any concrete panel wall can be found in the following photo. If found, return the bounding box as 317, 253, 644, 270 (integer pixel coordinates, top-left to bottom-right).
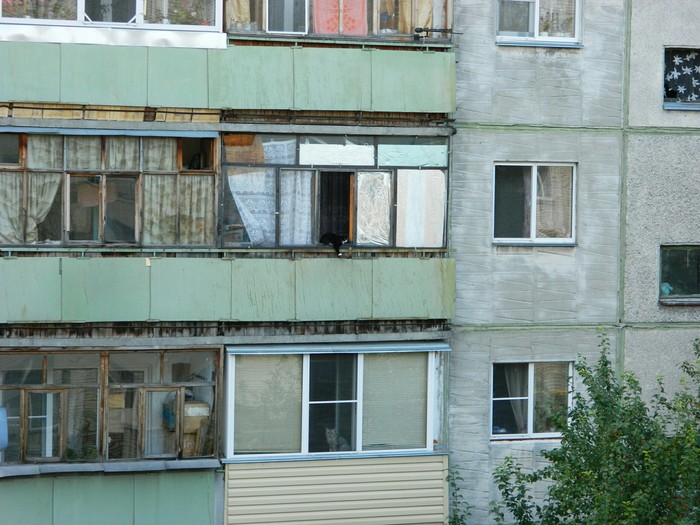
454, 0, 625, 127
450, 129, 621, 326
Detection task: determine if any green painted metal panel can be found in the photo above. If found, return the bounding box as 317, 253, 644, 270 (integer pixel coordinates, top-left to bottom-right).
208, 46, 294, 109
53, 475, 134, 525
60, 44, 148, 106
295, 259, 373, 321
61, 258, 150, 322
292, 47, 372, 111
371, 50, 455, 112
147, 47, 209, 108
230, 259, 296, 321
0, 477, 53, 525
0, 42, 60, 103
372, 258, 455, 319
0, 258, 62, 322
134, 471, 215, 525
150, 258, 232, 321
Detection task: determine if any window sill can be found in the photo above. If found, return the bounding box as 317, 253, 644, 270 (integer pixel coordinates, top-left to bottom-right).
496, 39, 582, 49
490, 435, 562, 442
222, 450, 445, 464
0, 459, 220, 479
659, 298, 700, 306
493, 241, 577, 247
663, 102, 700, 111
227, 33, 453, 49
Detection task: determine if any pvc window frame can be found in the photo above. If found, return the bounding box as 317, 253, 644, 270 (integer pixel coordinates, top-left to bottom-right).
495, 0, 581, 46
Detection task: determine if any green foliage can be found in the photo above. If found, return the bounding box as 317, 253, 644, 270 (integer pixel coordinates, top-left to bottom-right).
492, 337, 700, 525
448, 467, 472, 525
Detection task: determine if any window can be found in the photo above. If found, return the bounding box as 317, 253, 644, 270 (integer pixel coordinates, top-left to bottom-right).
222, 134, 448, 248
660, 246, 700, 303
0, 134, 19, 165
493, 163, 575, 244
227, 0, 451, 38
0, 0, 217, 27
664, 48, 700, 109
0, 133, 215, 246
228, 344, 443, 456
496, 0, 578, 43
491, 362, 571, 438
0, 350, 218, 464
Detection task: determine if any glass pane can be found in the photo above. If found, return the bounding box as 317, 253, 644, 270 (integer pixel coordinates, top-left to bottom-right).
498, 0, 533, 36
145, 390, 177, 457
377, 137, 448, 167
379, 0, 409, 34
27, 392, 61, 459
69, 176, 100, 241
539, 0, 574, 37
234, 355, 302, 454
66, 136, 101, 170
309, 354, 356, 402
28, 173, 62, 244
2, 0, 76, 18
279, 170, 314, 246
664, 49, 700, 103
225, 134, 293, 164
0, 134, 19, 164
182, 138, 214, 169
0, 172, 23, 244
308, 402, 356, 452
48, 354, 100, 385
104, 177, 136, 242
66, 388, 99, 460
494, 165, 531, 239
143, 174, 178, 245
164, 351, 217, 383
143, 137, 177, 172
109, 353, 160, 384
179, 175, 215, 245
396, 169, 446, 248
536, 165, 573, 239
492, 399, 527, 434
534, 362, 569, 433
225, 167, 277, 247
268, 0, 306, 32
0, 355, 43, 385
319, 172, 351, 242
660, 247, 700, 298
312, 0, 368, 36
85, 0, 135, 22
493, 363, 528, 398
0, 390, 21, 463
106, 137, 139, 171
227, 0, 263, 31
363, 353, 427, 450
145, 0, 215, 24
108, 387, 139, 459
299, 136, 374, 166
356, 171, 391, 246
27, 135, 63, 169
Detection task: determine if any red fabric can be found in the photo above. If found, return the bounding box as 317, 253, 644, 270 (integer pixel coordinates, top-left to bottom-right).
313, 0, 367, 36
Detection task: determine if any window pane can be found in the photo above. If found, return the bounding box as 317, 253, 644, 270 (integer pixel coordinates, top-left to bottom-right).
536, 166, 573, 239
356, 171, 391, 246
268, 0, 306, 32
309, 354, 356, 402
379, 0, 409, 33
234, 355, 302, 454
69, 176, 100, 241
224, 134, 296, 165
106, 137, 139, 171
108, 387, 139, 459
280, 170, 314, 246
66, 136, 101, 170
494, 165, 531, 239
312, 0, 368, 36
0, 390, 21, 463
145, 0, 215, 24
534, 362, 569, 433
498, 0, 533, 35
85, 0, 136, 22
492, 399, 527, 434
27, 135, 64, 169
660, 247, 700, 298
143, 174, 178, 245
299, 136, 374, 166
377, 138, 448, 167
164, 351, 217, 383
48, 354, 100, 385
145, 390, 177, 457
396, 169, 446, 248
0, 172, 24, 244
28, 173, 62, 244
0, 355, 43, 385
227, 0, 263, 31
144, 138, 177, 172
319, 172, 352, 241
182, 138, 214, 169
104, 177, 136, 243
225, 167, 277, 247
539, 0, 574, 37
493, 363, 528, 398
363, 353, 427, 450
3, 0, 76, 18
109, 353, 160, 384
66, 388, 99, 461
309, 402, 356, 452
27, 392, 61, 459
184, 386, 214, 457
0, 134, 20, 164
179, 175, 215, 245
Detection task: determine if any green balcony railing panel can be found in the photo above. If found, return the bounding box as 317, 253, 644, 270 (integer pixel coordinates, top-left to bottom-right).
230, 259, 296, 322
61, 258, 150, 322
0, 477, 53, 525
147, 47, 209, 108
54, 475, 135, 525
372, 258, 455, 319
0, 42, 60, 103
60, 44, 148, 106
208, 46, 295, 109
292, 47, 372, 111
295, 259, 373, 321
0, 258, 61, 322
150, 258, 232, 321
134, 471, 215, 525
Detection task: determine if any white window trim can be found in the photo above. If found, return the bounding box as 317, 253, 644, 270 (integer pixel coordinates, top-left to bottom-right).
490, 361, 573, 441
265, 0, 309, 34
495, 0, 580, 45
492, 162, 576, 246
225, 342, 447, 459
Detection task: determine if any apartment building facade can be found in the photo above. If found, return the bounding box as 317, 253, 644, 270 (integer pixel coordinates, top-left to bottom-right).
0, 2, 456, 523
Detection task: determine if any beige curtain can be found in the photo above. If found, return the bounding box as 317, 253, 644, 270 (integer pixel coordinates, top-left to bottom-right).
0, 173, 23, 244
536, 166, 573, 238
180, 175, 215, 245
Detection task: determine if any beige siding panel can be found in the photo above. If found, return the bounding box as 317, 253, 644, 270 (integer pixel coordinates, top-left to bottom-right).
226, 455, 448, 525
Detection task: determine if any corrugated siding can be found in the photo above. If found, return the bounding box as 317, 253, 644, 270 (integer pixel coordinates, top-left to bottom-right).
226, 455, 448, 525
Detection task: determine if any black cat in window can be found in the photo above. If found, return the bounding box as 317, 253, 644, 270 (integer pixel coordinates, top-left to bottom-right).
319, 232, 348, 256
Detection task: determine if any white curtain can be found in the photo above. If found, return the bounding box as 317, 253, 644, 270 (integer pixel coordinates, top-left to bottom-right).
0, 173, 23, 243
396, 169, 446, 247
180, 175, 215, 245
143, 137, 177, 172
142, 174, 177, 245
66, 136, 101, 170
27, 173, 61, 243
504, 365, 528, 434
356, 171, 391, 246
106, 137, 139, 171
227, 168, 277, 246
280, 170, 313, 245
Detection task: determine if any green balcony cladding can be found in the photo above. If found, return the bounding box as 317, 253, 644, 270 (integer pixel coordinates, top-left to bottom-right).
0, 257, 455, 323
0, 41, 455, 113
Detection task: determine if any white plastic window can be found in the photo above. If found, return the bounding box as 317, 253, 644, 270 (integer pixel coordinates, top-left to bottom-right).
497, 0, 578, 43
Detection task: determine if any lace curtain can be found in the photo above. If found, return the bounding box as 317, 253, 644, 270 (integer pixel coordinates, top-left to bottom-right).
313, 0, 367, 36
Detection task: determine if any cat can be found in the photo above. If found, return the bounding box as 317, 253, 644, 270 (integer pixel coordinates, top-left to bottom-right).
319, 232, 348, 256
325, 427, 350, 452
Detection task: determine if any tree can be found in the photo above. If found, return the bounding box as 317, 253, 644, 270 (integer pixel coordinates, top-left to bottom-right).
492, 337, 700, 525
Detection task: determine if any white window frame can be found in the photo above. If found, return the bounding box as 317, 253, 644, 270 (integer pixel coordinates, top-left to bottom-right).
490, 361, 573, 440
496, 0, 580, 45
225, 342, 446, 459
265, 0, 308, 34
492, 162, 576, 245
